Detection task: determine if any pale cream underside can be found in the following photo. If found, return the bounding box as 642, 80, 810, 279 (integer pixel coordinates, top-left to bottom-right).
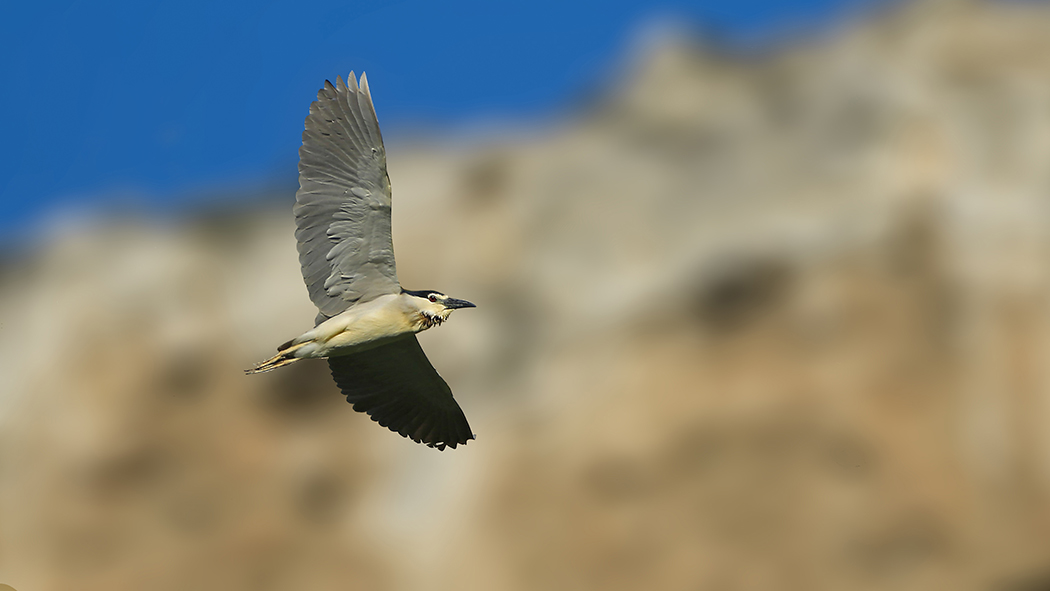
291, 293, 450, 358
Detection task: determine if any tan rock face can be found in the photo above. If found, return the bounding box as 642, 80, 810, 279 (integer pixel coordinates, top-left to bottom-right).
5, 2, 1050, 589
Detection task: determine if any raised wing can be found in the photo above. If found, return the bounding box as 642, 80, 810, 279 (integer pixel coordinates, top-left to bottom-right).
328, 336, 475, 450
295, 72, 399, 324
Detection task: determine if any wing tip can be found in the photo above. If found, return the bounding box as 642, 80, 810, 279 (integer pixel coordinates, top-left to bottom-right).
406, 414, 475, 451
310, 71, 377, 120
351, 398, 475, 451
426, 431, 477, 451
423, 423, 476, 451
317, 73, 359, 99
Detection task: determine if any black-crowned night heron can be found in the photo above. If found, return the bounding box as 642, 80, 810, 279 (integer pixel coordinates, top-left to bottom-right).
246, 73, 476, 451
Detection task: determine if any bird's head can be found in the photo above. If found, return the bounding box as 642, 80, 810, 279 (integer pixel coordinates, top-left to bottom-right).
402, 289, 476, 328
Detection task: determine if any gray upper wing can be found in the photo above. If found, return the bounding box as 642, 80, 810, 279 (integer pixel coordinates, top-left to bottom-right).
295, 72, 399, 324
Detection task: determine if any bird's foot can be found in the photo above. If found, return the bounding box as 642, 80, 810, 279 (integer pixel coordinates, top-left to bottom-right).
244, 346, 306, 374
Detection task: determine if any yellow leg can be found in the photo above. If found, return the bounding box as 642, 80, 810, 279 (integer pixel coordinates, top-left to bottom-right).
244, 341, 309, 374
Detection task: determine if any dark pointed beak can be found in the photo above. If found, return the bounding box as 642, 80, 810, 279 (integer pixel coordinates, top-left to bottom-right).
445, 298, 476, 309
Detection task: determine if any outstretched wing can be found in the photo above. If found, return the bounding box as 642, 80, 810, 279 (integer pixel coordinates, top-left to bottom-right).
328, 336, 475, 450
295, 72, 399, 325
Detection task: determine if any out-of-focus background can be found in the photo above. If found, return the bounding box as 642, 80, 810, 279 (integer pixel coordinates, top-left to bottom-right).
5, 0, 1050, 589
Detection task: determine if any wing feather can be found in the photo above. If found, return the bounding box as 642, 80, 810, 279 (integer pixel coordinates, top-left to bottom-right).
327, 336, 475, 450
295, 72, 399, 324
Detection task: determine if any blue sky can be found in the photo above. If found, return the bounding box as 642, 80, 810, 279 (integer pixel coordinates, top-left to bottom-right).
0, 0, 888, 241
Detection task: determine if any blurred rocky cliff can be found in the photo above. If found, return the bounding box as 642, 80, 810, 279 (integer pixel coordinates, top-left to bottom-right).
4, 1, 1050, 589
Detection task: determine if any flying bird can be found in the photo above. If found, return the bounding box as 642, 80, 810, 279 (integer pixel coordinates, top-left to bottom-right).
246, 72, 476, 450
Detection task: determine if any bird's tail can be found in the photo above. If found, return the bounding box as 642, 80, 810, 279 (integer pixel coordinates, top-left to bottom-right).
244, 341, 308, 375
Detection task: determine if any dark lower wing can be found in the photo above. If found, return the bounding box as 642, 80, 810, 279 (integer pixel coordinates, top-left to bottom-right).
328, 335, 474, 450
